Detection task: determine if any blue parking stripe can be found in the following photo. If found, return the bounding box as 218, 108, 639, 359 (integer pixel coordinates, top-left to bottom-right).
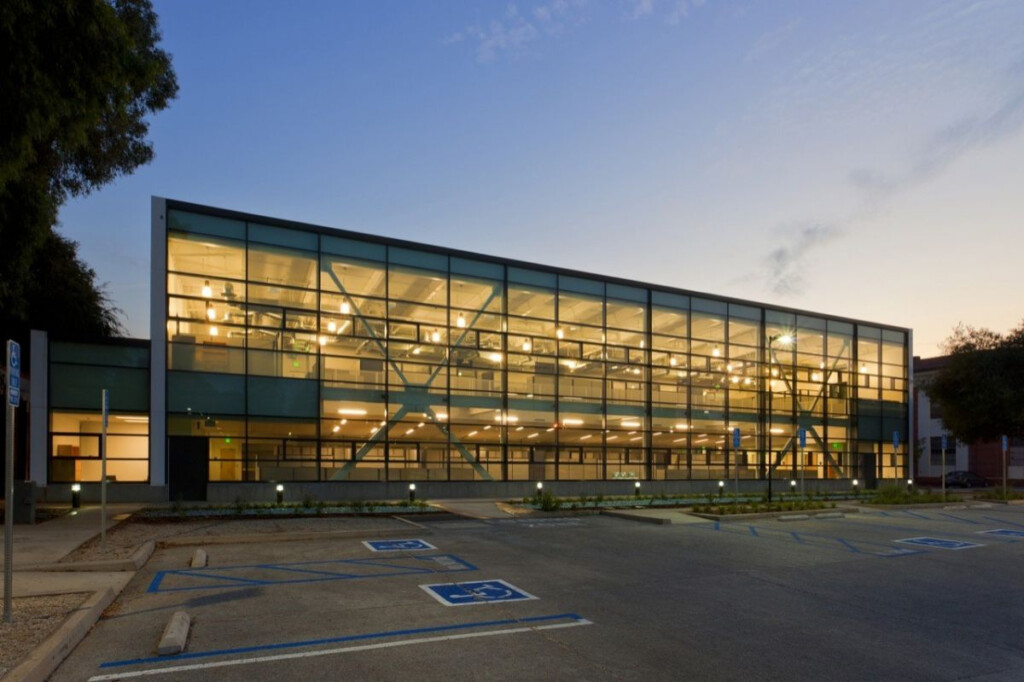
99, 613, 587, 669
983, 515, 1024, 528
936, 512, 980, 525
748, 526, 759, 537
900, 510, 930, 520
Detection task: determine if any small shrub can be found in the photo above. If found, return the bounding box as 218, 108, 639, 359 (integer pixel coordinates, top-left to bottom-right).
538, 490, 560, 512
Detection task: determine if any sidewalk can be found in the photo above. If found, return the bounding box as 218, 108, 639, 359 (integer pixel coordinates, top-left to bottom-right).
1, 504, 144, 598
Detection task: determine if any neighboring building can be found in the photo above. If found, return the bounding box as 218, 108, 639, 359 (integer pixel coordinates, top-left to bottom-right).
912, 355, 1022, 483
27, 199, 913, 501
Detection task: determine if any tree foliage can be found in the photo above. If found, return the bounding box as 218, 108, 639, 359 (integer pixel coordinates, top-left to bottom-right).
926, 320, 1024, 442
0, 0, 177, 344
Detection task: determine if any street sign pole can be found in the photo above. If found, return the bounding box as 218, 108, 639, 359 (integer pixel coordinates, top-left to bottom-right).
733, 428, 741, 499
4, 339, 21, 624
798, 428, 806, 497
101, 389, 109, 545
1003, 435, 1009, 500
941, 434, 947, 502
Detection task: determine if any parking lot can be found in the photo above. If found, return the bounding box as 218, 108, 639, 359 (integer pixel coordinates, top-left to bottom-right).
52, 504, 1024, 681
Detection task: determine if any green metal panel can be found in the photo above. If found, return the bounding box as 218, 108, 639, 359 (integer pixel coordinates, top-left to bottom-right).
167, 371, 245, 415
247, 376, 318, 417
50, 365, 148, 410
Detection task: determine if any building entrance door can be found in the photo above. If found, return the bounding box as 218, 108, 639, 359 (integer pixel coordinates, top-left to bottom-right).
169, 436, 209, 501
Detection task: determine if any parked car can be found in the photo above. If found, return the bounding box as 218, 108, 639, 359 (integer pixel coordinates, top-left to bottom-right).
943, 471, 990, 488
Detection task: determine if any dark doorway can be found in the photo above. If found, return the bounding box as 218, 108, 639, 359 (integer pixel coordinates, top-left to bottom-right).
169, 436, 209, 501
860, 452, 877, 489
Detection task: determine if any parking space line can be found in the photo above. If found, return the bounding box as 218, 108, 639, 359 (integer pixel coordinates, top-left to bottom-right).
147, 554, 478, 593
935, 512, 981, 525
694, 522, 922, 557
900, 510, 930, 520
983, 515, 1024, 528
91, 613, 592, 679
818, 517, 1021, 544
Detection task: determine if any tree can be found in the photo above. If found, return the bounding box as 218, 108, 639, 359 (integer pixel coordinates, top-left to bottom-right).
0, 0, 177, 344
925, 321, 1024, 443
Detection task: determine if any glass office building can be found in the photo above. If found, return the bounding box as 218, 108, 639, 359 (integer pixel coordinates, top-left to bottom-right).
137, 198, 911, 496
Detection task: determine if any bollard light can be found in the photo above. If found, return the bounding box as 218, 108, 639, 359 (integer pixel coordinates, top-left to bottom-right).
718, 480, 724, 497
634, 480, 641, 497
409, 483, 416, 503
907, 478, 913, 490
537, 481, 543, 491
276, 483, 284, 504
71, 483, 81, 509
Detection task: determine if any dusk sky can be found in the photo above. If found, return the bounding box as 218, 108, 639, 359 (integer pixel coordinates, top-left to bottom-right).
58, 0, 1024, 355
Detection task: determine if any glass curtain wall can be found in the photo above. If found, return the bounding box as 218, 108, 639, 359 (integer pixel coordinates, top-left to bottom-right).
164, 207, 910, 483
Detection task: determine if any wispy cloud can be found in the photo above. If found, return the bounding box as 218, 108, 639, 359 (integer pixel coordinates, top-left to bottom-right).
623, 0, 707, 25
447, 1, 589, 63
756, 47, 1024, 295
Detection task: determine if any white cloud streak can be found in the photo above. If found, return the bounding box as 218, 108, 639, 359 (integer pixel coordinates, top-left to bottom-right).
449, 1, 589, 63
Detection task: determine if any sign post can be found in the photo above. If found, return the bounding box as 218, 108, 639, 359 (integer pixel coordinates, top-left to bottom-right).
101, 389, 109, 545
733, 428, 741, 498
941, 434, 948, 501
4, 339, 21, 623
798, 428, 806, 496
1002, 435, 1009, 500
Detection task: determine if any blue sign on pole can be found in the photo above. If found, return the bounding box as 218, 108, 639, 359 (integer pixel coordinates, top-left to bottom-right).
6, 340, 20, 407
892, 431, 900, 451
798, 428, 806, 448
941, 434, 948, 451
1003, 435, 1010, 452
732, 428, 741, 449
421, 579, 537, 606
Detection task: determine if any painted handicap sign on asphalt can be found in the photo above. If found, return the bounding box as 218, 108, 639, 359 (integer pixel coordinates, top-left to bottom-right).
979, 529, 1024, 539
895, 537, 982, 550
421, 579, 537, 606
363, 539, 437, 552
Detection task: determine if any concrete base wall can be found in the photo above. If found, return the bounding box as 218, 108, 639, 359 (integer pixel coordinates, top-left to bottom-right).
207, 478, 894, 503
40, 484, 169, 504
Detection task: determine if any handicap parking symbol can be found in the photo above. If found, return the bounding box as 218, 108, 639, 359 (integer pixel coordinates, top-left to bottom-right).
895, 537, 982, 551
979, 529, 1024, 539
421, 579, 538, 606
363, 539, 437, 552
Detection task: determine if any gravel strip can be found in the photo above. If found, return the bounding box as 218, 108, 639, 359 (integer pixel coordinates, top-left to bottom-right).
63, 515, 413, 562
0, 593, 89, 676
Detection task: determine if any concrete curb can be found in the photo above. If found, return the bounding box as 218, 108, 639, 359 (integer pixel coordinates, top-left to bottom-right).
190, 549, 207, 568
688, 508, 845, 522
4, 587, 116, 682
157, 526, 420, 548
16, 540, 155, 573
157, 611, 191, 656
600, 510, 673, 524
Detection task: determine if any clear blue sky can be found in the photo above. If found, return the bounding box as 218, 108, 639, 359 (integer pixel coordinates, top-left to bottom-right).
58, 0, 1024, 355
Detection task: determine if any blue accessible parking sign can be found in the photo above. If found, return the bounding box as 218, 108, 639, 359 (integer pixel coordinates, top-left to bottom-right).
363, 539, 437, 552
895, 537, 982, 551
421, 579, 538, 606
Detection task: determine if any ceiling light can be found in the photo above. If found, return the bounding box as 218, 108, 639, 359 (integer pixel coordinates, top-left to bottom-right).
340, 301, 351, 315
332, 425, 340, 433
621, 421, 640, 428
580, 434, 592, 440
528, 432, 539, 439
456, 312, 466, 328
522, 339, 532, 352
327, 320, 337, 333
201, 280, 213, 298
412, 347, 421, 355
467, 430, 478, 437
562, 418, 583, 426
669, 357, 677, 366
489, 352, 502, 363
210, 326, 218, 337
206, 302, 216, 320
555, 327, 564, 340
318, 336, 327, 346
712, 345, 721, 357
431, 329, 441, 343
338, 408, 367, 416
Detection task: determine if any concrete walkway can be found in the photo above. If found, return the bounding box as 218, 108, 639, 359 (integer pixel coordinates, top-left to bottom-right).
431, 498, 516, 519
1, 504, 143, 598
